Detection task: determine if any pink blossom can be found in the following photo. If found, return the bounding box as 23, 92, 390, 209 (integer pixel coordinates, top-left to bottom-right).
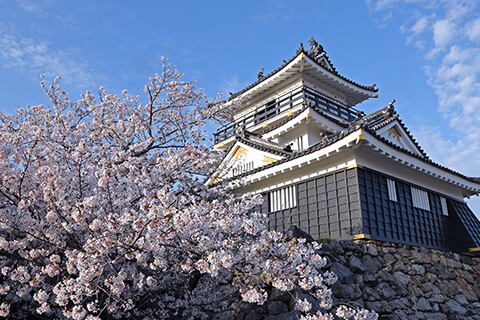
0, 303, 10, 317
0, 61, 376, 320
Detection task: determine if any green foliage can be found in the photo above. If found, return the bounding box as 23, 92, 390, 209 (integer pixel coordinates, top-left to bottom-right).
316, 237, 332, 244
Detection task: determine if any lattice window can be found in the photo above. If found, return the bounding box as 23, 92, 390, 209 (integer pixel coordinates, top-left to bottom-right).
387, 178, 398, 202
411, 186, 430, 211
269, 186, 297, 212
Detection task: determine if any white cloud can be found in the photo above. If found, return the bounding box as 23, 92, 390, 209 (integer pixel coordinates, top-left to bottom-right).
367, 0, 480, 166
465, 18, 480, 42
412, 122, 480, 183
366, 0, 430, 12
411, 16, 429, 34
15, 0, 56, 16
219, 75, 251, 96
0, 29, 105, 91
253, 0, 293, 23
432, 19, 456, 49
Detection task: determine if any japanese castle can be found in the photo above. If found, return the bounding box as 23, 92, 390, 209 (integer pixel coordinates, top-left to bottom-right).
210, 38, 480, 254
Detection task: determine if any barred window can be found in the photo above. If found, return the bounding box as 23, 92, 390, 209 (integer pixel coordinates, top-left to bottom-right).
440, 197, 449, 216
269, 186, 297, 212
293, 136, 303, 150
232, 161, 254, 176
411, 186, 430, 211
387, 178, 398, 202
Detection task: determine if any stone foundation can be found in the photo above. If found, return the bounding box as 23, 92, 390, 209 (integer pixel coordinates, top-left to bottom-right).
322, 240, 480, 320
214, 239, 480, 320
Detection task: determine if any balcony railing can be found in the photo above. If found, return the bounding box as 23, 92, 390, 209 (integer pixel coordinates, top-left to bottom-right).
214, 86, 359, 144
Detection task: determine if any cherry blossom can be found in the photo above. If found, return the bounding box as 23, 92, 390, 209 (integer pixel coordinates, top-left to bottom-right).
0, 59, 376, 319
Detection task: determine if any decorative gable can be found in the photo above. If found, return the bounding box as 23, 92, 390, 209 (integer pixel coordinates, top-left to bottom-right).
375, 121, 424, 157
210, 140, 287, 183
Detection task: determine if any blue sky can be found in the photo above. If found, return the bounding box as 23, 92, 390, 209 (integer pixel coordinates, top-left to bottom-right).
1, 0, 480, 214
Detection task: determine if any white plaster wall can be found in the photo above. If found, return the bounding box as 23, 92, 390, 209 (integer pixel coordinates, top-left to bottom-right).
236, 150, 357, 194
355, 149, 465, 200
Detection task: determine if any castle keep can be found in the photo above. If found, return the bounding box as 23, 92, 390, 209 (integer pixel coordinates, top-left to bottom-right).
210, 38, 480, 254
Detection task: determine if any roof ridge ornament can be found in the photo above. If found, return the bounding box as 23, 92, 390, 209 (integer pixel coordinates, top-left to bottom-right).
308, 37, 324, 61
296, 42, 305, 54
235, 126, 246, 138
387, 99, 396, 115
257, 68, 265, 80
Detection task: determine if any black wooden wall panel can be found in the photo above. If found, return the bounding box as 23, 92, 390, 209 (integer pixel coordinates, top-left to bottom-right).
260, 168, 361, 240
357, 167, 478, 252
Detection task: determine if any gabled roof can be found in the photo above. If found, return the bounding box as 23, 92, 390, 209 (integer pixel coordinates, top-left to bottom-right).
361, 101, 428, 158
225, 38, 378, 107
234, 128, 292, 157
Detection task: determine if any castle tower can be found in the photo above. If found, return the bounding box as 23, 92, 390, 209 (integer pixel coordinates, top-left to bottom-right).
210, 38, 480, 254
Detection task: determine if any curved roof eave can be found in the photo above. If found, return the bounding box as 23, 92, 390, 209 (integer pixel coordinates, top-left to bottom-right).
223, 46, 378, 107
222, 127, 480, 194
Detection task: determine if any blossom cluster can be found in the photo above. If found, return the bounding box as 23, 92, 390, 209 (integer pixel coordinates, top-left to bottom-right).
0, 60, 376, 319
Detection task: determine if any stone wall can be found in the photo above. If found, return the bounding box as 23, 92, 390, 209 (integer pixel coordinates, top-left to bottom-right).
213, 239, 480, 320
322, 240, 480, 320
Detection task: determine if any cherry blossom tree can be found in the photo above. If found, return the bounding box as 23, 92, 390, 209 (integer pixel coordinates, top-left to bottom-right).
0, 58, 376, 320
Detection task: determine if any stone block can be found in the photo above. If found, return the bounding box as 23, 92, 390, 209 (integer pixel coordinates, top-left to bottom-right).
442, 299, 467, 315
363, 256, 382, 273
393, 271, 411, 287
446, 258, 462, 269
363, 272, 377, 284
434, 263, 456, 280
367, 243, 378, 256
329, 262, 353, 282
213, 311, 237, 320
271, 288, 290, 303
379, 268, 395, 283
340, 240, 365, 255
376, 282, 396, 300
454, 294, 468, 306
363, 286, 380, 301
264, 310, 301, 320
416, 297, 433, 311
411, 264, 425, 276
268, 301, 289, 315
349, 255, 366, 273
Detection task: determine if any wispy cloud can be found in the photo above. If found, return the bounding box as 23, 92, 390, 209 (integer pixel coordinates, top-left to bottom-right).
253, 0, 293, 23
15, 0, 57, 17
219, 75, 244, 95
0, 26, 105, 92
366, 0, 480, 176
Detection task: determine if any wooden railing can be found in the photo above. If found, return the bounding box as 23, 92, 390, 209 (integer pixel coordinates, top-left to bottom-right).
214, 86, 359, 144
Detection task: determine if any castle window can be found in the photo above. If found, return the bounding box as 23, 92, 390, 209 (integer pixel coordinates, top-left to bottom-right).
269, 185, 297, 212
387, 178, 397, 202
440, 197, 449, 216
232, 161, 254, 176
294, 136, 303, 150
411, 186, 430, 211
